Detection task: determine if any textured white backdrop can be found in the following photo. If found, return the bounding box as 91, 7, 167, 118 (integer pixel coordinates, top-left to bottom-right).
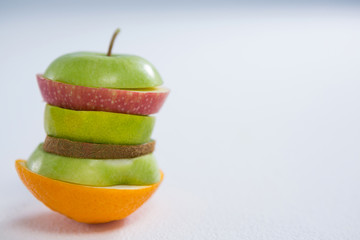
1, 2, 360, 239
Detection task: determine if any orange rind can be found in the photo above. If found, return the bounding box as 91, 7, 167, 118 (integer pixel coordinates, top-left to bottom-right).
15, 159, 163, 224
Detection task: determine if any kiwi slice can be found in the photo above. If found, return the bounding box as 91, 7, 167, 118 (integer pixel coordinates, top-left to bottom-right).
43, 136, 155, 159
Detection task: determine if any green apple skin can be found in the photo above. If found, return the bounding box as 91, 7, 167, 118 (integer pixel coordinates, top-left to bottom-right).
45, 105, 155, 145
26, 144, 161, 186
43, 52, 163, 89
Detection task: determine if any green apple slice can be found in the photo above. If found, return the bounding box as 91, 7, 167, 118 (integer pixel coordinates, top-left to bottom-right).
26, 144, 161, 186
45, 104, 155, 145
43, 52, 163, 89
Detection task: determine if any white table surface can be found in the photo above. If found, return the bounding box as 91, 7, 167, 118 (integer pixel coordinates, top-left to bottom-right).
1, 2, 360, 239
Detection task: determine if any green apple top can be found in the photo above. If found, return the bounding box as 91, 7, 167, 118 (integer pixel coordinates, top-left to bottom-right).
43, 29, 163, 89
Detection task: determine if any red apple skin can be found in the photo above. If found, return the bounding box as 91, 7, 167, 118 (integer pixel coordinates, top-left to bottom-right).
37, 74, 169, 116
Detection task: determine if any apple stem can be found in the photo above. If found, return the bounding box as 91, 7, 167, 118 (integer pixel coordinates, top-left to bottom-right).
107, 28, 120, 56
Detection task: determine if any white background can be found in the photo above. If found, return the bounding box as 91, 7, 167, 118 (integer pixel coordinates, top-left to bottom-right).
1, 1, 360, 239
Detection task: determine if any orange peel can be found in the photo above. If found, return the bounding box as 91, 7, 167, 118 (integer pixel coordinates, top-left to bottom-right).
15, 159, 163, 224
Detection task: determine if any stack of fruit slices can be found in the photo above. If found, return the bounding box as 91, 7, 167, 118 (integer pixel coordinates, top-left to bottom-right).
15, 30, 169, 223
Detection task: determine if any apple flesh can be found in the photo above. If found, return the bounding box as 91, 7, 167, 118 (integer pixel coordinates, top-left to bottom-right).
45, 104, 155, 145
44, 52, 163, 89
26, 144, 161, 186
37, 75, 169, 115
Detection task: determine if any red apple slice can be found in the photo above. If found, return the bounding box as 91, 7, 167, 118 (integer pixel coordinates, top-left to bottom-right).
37, 74, 169, 115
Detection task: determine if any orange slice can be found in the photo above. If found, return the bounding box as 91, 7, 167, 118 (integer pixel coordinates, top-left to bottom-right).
15, 159, 163, 224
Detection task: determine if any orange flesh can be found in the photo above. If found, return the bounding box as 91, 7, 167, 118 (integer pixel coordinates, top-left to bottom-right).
15, 159, 163, 224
